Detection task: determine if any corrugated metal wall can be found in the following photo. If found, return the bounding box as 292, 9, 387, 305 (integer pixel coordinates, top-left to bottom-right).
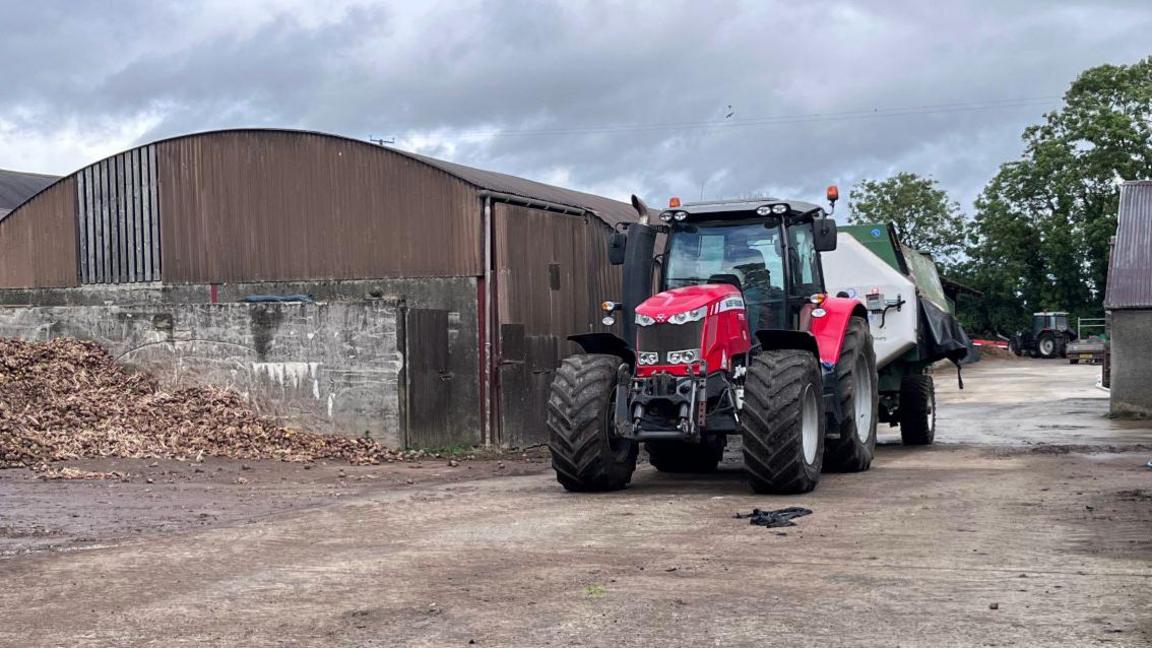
1104, 180, 1152, 310
494, 203, 620, 337
0, 177, 78, 288
76, 146, 161, 284
156, 131, 483, 283
493, 203, 622, 445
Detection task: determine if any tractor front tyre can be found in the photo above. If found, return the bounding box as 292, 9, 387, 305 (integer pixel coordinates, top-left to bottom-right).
1008, 335, 1023, 357
898, 374, 935, 445
741, 349, 824, 494
824, 316, 879, 472
1037, 332, 1058, 359
647, 437, 725, 473
547, 354, 638, 492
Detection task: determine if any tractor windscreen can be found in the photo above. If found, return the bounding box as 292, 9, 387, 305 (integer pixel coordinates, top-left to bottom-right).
664, 220, 787, 332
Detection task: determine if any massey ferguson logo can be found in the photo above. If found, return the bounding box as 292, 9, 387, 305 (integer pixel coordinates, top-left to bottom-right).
655, 314, 667, 322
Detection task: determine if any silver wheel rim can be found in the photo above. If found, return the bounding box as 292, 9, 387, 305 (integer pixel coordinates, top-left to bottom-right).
853, 355, 874, 443
927, 389, 936, 433
1040, 339, 1054, 355
801, 383, 819, 465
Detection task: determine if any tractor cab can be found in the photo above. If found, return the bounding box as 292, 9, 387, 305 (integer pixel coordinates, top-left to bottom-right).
657, 198, 837, 335
1034, 312, 1070, 334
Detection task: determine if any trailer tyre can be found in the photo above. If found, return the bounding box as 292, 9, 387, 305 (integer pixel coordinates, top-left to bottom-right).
824, 316, 879, 472
741, 349, 824, 494
647, 438, 725, 473
547, 354, 638, 492
898, 374, 935, 445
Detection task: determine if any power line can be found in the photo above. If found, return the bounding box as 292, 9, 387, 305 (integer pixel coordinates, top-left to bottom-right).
408, 96, 1062, 139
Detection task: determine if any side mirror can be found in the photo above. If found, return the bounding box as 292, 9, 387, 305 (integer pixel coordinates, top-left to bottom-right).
608, 231, 627, 265
814, 218, 838, 252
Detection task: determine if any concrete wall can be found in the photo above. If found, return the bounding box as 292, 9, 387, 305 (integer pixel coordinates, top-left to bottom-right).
0, 277, 482, 447
1109, 309, 1152, 418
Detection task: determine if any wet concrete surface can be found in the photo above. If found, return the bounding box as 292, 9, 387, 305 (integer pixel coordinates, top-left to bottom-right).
1, 357, 1150, 647
922, 359, 1148, 447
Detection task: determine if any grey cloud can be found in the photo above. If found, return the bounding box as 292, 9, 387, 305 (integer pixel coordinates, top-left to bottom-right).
1, 0, 1150, 212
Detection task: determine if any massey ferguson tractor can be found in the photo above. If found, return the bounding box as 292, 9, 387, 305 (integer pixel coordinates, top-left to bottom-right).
547, 190, 878, 494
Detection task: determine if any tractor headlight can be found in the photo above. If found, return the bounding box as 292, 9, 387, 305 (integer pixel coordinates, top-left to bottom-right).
636, 313, 656, 327
771, 204, 789, 214
669, 306, 707, 325
666, 349, 700, 364
602, 315, 616, 326
660, 211, 675, 222
637, 352, 659, 365
756, 205, 772, 216
673, 211, 688, 221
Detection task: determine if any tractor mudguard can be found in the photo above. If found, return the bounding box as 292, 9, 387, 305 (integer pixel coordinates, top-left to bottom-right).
808, 297, 869, 366
753, 329, 820, 359
568, 333, 636, 367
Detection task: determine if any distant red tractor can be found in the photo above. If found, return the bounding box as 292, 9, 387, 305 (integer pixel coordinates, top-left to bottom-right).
547, 191, 878, 494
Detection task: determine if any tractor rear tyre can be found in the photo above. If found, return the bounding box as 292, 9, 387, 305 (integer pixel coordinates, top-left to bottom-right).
1037, 332, 1058, 359
647, 437, 725, 473
547, 354, 638, 492
741, 349, 824, 494
824, 316, 879, 472
898, 374, 935, 445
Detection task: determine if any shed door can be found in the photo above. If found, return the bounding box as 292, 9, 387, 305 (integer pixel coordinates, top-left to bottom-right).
492, 204, 617, 446
404, 308, 453, 448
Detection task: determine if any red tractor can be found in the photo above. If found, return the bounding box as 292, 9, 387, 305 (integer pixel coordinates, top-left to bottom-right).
547, 191, 878, 494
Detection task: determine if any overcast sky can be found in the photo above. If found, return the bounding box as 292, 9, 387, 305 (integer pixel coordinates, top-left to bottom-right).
1, 0, 1149, 212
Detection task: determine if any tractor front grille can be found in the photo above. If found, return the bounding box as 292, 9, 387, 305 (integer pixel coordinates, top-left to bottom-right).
636, 320, 703, 358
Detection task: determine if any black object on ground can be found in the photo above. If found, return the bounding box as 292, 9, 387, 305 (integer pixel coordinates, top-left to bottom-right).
735, 506, 813, 527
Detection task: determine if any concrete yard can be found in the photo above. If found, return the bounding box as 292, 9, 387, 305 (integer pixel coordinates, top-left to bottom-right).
2, 358, 1150, 647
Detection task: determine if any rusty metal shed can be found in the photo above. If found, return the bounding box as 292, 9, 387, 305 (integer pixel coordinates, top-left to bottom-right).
0, 129, 633, 447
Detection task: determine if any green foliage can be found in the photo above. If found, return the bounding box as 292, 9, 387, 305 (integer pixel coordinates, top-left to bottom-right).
961, 56, 1152, 334
584, 584, 606, 598
847, 172, 967, 268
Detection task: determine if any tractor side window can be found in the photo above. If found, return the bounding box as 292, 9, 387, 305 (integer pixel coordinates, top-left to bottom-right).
788, 223, 822, 296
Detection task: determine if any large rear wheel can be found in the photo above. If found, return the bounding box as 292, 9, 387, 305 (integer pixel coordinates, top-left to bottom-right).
741, 349, 824, 494
547, 354, 638, 492
1037, 332, 1058, 359
824, 316, 879, 472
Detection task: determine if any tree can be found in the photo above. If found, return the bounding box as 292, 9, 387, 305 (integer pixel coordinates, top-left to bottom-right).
847, 172, 967, 267
961, 56, 1152, 334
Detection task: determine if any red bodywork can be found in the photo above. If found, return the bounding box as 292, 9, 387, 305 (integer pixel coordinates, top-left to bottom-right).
634, 287, 864, 375
808, 296, 867, 365
634, 284, 751, 377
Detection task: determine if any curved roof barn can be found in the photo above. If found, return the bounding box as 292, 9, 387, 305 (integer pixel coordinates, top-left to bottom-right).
0, 129, 635, 288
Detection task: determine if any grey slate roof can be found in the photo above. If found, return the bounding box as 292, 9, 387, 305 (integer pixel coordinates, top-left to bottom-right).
1104, 180, 1152, 310
0, 168, 58, 217
402, 150, 639, 227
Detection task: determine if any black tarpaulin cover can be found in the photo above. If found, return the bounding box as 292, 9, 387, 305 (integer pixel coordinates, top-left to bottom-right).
919, 297, 973, 365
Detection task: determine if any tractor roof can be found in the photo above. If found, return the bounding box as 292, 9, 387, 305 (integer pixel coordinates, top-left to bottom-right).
677, 197, 824, 215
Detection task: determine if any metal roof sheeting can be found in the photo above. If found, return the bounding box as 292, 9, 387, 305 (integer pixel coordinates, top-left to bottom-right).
0, 168, 58, 215
1104, 181, 1152, 310
402, 150, 637, 227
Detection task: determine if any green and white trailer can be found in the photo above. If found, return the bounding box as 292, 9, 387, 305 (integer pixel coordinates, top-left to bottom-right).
822, 223, 971, 445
